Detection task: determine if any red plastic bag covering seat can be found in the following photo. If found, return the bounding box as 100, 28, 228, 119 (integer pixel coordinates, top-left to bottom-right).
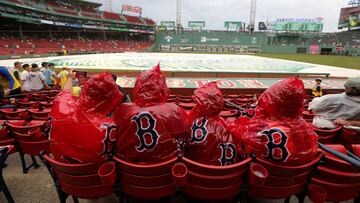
241, 78, 319, 166
28, 108, 51, 120
50, 72, 123, 164
113, 156, 178, 200
313, 126, 342, 144
311, 145, 360, 202
113, 65, 188, 164
249, 153, 322, 199
5, 120, 45, 137
182, 157, 252, 200
41, 153, 114, 199
0, 109, 27, 120
186, 82, 244, 166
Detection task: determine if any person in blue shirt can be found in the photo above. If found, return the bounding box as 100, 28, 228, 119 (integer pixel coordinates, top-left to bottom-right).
42, 62, 56, 86
0, 66, 22, 96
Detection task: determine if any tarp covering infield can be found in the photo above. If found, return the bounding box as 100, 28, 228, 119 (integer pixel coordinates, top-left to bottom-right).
1, 53, 360, 78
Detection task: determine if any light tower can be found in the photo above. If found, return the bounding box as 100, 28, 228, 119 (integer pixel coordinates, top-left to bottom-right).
109, 0, 113, 12
348, 0, 360, 6
176, 0, 182, 33
249, 0, 257, 35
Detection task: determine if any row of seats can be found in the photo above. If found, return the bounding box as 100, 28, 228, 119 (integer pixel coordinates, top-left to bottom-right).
28, 142, 360, 202
1, 116, 358, 203
0, 37, 153, 55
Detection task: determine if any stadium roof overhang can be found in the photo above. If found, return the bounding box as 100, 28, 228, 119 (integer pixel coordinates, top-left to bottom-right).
77, 0, 102, 9
0, 1, 155, 29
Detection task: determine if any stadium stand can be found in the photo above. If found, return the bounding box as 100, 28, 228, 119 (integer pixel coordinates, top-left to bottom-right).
337, 30, 360, 45
0, 0, 155, 56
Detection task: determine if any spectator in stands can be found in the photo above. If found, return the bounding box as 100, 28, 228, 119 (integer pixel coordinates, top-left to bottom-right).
29, 64, 46, 91
40, 62, 48, 72
309, 77, 360, 129
42, 62, 56, 86
21, 64, 31, 92
312, 78, 323, 97
58, 67, 69, 89
0, 66, 22, 96
334, 118, 360, 127
13, 61, 22, 82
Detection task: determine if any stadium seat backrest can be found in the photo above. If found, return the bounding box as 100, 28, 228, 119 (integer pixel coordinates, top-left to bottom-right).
311, 144, 360, 202
248, 153, 322, 200
182, 156, 252, 200
0, 109, 27, 120
113, 155, 178, 200
41, 153, 114, 199
313, 126, 342, 144
28, 108, 51, 120
6, 120, 45, 136
339, 128, 360, 147
320, 145, 358, 172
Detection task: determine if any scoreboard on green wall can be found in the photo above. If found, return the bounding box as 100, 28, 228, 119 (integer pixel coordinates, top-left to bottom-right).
259, 18, 324, 32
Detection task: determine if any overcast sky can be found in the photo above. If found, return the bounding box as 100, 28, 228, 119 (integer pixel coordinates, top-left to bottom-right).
89, 0, 351, 32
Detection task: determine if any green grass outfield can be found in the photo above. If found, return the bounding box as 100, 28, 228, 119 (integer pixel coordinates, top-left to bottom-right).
256, 53, 360, 70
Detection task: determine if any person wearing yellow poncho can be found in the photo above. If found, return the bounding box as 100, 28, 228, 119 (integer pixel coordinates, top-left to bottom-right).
57, 67, 69, 89
312, 78, 323, 97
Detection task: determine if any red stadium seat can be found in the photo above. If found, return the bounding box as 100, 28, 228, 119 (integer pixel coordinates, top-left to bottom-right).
28, 108, 51, 120
236, 98, 253, 104
0, 108, 27, 120
6, 120, 46, 173
313, 126, 342, 144
178, 102, 196, 110
302, 110, 315, 122
338, 128, 360, 148
41, 152, 114, 202
16, 99, 36, 108
225, 94, 240, 99
0, 121, 15, 148
352, 145, 360, 156
220, 110, 238, 118
39, 101, 53, 108
113, 156, 178, 200
6, 120, 45, 137
182, 156, 252, 201
311, 145, 360, 202
249, 153, 323, 202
